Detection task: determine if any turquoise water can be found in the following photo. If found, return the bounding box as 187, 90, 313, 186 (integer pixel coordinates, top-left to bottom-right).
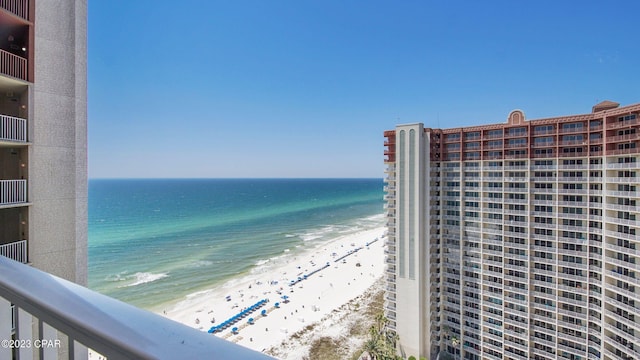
88, 179, 384, 310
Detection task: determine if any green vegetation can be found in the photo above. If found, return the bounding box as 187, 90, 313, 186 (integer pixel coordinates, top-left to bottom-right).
307, 337, 343, 360
306, 289, 385, 360
359, 313, 402, 360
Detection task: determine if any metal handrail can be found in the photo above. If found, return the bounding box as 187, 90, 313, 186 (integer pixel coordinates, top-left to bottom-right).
0, 257, 273, 359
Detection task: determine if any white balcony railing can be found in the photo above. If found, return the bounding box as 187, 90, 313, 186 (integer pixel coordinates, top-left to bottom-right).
0, 0, 29, 20
0, 49, 27, 81
0, 179, 26, 205
0, 239, 26, 263
0, 114, 27, 142
0, 257, 273, 360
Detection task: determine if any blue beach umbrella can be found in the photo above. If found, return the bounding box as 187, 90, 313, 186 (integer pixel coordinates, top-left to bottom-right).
248, 318, 254, 324
261, 309, 267, 316
275, 302, 280, 308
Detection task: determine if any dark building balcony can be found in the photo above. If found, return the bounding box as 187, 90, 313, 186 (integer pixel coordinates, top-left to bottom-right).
0, 113, 26, 142
0, 239, 26, 263
0, 48, 26, 81
0, 0, 30, 21
0, 179, 26, 206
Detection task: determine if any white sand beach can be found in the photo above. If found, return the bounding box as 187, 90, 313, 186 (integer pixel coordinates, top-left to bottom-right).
161, 227, 387, 358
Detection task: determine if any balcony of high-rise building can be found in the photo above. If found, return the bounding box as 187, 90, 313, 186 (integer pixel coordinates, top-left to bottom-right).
0, 0, 32, 82
0, 256, 272, 360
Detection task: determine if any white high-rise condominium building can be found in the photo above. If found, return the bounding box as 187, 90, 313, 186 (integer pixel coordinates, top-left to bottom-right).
383, 101, 640, 360
0, 0, 87, 282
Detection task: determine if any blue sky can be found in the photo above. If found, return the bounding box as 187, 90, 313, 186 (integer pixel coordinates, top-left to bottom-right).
88, 1, 639, 178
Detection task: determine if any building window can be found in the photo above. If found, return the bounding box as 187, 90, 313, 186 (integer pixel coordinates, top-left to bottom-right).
447, 153, 460, 161
445, 133, 461, 141
534, 136, 553, 145
618, 114, 637, 122
487, 129, 503, 138
534, 125, 554, 134
561, 122, 584, 131
617, 157, 637, 163
617, 142, 637, 150
508, 138, 527, 147
506, 127, 527, 137
465, 131, 480, 140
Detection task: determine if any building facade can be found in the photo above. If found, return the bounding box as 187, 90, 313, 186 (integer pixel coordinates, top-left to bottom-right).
384, 101, 640, 360
0, 0, 87, 284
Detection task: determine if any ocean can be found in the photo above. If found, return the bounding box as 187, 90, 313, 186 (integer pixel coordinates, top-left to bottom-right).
88, 178, 384, 310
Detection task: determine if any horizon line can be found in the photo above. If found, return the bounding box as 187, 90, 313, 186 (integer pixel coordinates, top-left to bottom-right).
88, 177, 385, 180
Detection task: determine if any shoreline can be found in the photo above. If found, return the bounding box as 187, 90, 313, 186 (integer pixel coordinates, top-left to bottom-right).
161, 226, 387, 357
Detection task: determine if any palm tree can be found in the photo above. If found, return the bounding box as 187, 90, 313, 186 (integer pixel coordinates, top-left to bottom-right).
363, 312, 401, 360
374, 313, 388, 333
450, 336, 459, 347
363, 338, 385, 360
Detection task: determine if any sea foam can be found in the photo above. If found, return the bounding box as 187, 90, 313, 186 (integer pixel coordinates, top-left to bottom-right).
125, 272, 169, 287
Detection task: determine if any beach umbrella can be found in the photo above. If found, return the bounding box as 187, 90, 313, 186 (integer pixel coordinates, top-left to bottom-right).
248, 318, 254, 324
275, 302, 280, 308
232, 327, 238, 334
261, 309, 267, 316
